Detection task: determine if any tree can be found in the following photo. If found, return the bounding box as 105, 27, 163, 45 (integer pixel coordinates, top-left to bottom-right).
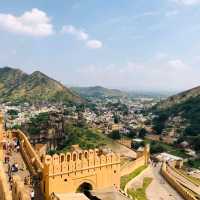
114, 115, 120, 124
7, 109, 19, 116
127, 130, 136, 138
138, 128, 147, 139
109, 130, 121, 140
150, 143, 166, 154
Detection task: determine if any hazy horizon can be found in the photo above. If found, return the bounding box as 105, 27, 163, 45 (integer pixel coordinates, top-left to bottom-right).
0, 65, 196, 95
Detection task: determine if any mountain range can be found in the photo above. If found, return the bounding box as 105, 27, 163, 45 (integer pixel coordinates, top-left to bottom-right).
0, 67, 83, 104
71, 86, 128, 98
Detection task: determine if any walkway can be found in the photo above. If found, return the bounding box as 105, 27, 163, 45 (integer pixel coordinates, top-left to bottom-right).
129, 164, 184, 200
2, 138, 33, 196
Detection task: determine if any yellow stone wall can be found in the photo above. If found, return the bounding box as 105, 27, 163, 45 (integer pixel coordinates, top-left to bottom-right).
120, 145, 150, 177
161, 162, 197, 200
0, 163, 12, 200
42, 149, 121, 200
0, 112, 30, 200
13, 129, 121, 200
0, 113, 5, 161
12, 175, 30, 200
14, 129, 44, 173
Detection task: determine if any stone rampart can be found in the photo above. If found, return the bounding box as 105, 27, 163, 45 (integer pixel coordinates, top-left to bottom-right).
120, 145, 150, 177
12, 175, 30, 200
120, 155, 146, 177
13, 130, 43, 173
43, 149, 120, 176
0, 163, 12, 200
42, 149, 121, 199
161, 162, 198, 200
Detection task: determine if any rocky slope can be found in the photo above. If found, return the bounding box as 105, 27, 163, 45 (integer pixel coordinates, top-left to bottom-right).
0, 67, 83, 104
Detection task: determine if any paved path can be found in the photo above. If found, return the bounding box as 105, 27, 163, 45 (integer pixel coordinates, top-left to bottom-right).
2, 140, 33, 194
129, 164, 184, 200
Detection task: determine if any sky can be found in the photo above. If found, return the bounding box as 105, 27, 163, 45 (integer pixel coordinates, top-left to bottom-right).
1, 0, 200, 92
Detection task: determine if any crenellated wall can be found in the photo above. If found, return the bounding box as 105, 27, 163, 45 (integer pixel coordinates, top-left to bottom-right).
42, 149, 121, 199
161, 162, 198, 200
11, 128, 121, 200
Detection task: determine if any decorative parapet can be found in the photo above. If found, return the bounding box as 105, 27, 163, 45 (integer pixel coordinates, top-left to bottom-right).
43, 149, 120, 176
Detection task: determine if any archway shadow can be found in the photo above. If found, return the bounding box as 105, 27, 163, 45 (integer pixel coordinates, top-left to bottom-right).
77, 182, 101, 200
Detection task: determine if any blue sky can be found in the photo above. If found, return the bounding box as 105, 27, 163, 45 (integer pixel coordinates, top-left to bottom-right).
1, 0, 200, 92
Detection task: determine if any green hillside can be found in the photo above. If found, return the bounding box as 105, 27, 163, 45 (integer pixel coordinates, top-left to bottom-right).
153, 87, 200, 152
0, 67, 83, 104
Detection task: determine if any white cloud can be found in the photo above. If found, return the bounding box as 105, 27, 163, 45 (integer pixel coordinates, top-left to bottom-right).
62, 25, 103, 49
172, 0, 200, 5
61, 25, 88, 40
168, 59, 189, 70
0, 8, 54, 36
86, 40, 103, 49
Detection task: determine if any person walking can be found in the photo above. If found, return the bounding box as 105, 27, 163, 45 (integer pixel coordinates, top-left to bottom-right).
30, 190, 35, 200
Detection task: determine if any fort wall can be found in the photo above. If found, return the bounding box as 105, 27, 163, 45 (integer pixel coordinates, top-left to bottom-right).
11, 128, 121, 200
0, 113, 12, 200
13, 130, 43, 174
42, 149, 121, 199
12, 175, 30, 200
120, 155, 147, 177
0, 113, 5, 161
0, 163, 12, 200
161, 162, 198, 200
120, 145, 150, 177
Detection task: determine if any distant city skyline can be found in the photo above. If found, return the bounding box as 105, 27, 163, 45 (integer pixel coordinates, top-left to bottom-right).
1, 0, 200, 92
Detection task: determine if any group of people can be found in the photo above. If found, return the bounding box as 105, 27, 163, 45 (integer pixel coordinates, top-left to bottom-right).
3, 135, 36, 200
3, 138, 20, 152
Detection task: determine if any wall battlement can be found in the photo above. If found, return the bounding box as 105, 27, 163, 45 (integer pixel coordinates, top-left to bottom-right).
43, 149, 120, 176
10, 127, 121, 199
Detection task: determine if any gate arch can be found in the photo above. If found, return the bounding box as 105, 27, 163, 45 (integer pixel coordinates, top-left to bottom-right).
76, 179, 96, 193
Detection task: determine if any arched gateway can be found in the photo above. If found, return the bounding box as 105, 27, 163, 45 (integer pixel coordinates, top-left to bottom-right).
42, 148, 121, 200
77, 182, 93, 193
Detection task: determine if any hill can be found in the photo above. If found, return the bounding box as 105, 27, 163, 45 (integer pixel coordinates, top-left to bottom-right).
152, 86, 200, 152
71, 86, 128, 98
0, 67, 83, 104
155, 86, 200, 110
